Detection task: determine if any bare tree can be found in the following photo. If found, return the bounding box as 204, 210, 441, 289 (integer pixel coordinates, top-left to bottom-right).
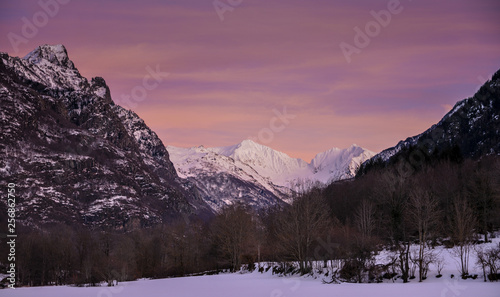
373, 169, 410, 243
275, 185, 330, 274
476, 246, 489, 282
421, 249, 437, 280
451, 197, 476, 278
409, 249, 419, 279
436, 255, 445, 277
408, 187, 440, 282
476, 244, 500, 282
212, 203, 256, 272
354, 200, 376, 242
397, 242, 411, 283
485, 245, 500, 281
373, 170, 412, 283
468, 166, 498, 242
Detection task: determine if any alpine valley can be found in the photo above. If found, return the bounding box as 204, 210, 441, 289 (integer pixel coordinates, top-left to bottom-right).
0, 44, 374, 227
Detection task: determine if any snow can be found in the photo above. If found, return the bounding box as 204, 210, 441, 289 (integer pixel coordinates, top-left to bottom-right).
370, 134, 421, 163
88, 195, 132, 213
166, 141, 374, 212
1, 44, 88, 92
23, 44, 71, 68
2, 266, 498, 297
446, 100, 467, 119
167, 140, 375, 189
113, 105, 165, 160
94, 87, 107, 98
211, 139, 311, 187
2, 237, 499, 296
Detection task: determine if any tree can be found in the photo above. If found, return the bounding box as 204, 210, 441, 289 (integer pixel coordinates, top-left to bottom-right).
373, 170, 409, 243
397, 242, 411, 283
211, 203, 256, 272
354, 200, 376, 242
435, 255, 445, 277
450, 197, 476, 278
111, 235, 136, 282
468, 164, 499, 242
275, 186, 331, 274
373, 170, 412, 282
408, 187, 440, 282
476, 244, 500, 282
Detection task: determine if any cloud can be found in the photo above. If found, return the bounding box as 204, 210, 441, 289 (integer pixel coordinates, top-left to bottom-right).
1, 0, 499, 160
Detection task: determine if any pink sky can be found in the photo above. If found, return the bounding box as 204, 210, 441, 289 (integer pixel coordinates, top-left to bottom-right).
1, 0, 499, 161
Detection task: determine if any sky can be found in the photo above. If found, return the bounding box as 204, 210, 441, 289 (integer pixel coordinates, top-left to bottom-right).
1, 0, 499, 161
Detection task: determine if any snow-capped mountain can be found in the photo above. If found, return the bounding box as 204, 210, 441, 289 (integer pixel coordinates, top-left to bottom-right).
167, 140, 374, 211
360, 69, 500, 173
0, 44, 212, 228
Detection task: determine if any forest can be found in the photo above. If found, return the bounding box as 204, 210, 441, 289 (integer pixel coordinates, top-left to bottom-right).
2, 154, 500, 287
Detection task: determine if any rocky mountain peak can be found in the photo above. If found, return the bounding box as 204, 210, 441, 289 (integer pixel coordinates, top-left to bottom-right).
0, 45, 213, 228
90, 76, 112, 102
23, 44, 75, 69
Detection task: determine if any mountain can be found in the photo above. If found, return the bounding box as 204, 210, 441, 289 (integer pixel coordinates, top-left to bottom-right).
167, 140, 375, 212
0, 44, 376, 226
0, 44, 212, 228
359, 69, 500, 174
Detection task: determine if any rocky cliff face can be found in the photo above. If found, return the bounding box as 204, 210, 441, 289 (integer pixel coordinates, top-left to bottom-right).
0, 45, 211, 229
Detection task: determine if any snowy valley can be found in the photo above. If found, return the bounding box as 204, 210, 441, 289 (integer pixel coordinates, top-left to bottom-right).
3, 237, 500, 297
1, 44, 499, 295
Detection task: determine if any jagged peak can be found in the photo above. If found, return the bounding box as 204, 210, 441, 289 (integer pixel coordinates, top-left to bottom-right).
232, 139, 293, 159
233, 139, 265, 151
91, 77, 112, 101
311, 144, 374, 165
23, 44, 75, 69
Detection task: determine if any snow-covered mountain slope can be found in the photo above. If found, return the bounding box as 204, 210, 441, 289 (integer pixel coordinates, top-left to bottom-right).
360, 69, 500, 173
0, 44, 212, 228
167, 143, 290, 212
210, 140, 311, 188
310, 145, 376, 182
167, 141, 374, 211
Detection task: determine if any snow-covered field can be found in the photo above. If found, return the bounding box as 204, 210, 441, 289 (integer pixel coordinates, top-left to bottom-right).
3, 239, 499, 297
2, 271, 499, 297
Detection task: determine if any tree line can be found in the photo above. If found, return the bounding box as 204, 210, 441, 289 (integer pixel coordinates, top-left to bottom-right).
1, 156, 500, 286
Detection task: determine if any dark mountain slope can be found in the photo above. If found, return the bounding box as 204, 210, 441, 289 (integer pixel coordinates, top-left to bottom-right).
359, 69, 500, 175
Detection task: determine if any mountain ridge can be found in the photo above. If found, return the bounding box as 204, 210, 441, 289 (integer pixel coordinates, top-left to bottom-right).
167, 140, 375, 211
359, 69, 500, 174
